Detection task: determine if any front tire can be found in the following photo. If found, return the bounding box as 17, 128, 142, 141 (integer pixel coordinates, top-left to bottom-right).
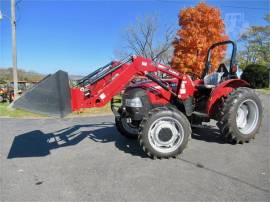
139, 107, 191, 159
218, 87, 262, 143
115, 117, 139, 139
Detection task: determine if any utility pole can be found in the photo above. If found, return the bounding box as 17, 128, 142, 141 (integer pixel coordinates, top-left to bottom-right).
268, 65, 270, 89
11, 0, 18, 99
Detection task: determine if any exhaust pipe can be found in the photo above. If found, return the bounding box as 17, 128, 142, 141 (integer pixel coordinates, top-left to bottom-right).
13, 70, 72, 118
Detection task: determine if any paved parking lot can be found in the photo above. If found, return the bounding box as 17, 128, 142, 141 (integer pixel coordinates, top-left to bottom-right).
0, 93, 269, 201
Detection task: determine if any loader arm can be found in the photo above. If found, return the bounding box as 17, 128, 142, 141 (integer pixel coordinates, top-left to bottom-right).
13, 55, 194, 117
70, 56, 184, 111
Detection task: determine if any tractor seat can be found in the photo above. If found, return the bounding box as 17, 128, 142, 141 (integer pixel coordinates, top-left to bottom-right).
196, 71, 224, 90
196, 63, 229, 90
203, 72, 224, 86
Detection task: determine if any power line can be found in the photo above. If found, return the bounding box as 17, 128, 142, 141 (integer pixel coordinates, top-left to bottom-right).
221, 5, 269, 11
156, 0, 269, 11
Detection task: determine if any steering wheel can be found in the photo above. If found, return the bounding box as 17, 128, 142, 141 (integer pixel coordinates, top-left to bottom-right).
187, 71, 201, 80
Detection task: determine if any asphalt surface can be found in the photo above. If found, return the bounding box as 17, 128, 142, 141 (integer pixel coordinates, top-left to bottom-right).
0, 93, 269, 201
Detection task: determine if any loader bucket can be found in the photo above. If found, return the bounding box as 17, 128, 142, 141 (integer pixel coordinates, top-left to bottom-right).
13, 70, 72, 118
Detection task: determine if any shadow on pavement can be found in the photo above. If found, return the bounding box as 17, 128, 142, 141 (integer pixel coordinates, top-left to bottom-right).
191, 125, 227, 144
7, 123, 226, 159
7, 122, 147, 159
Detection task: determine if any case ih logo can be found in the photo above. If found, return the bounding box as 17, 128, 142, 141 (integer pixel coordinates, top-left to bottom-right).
168, 69, 179, 76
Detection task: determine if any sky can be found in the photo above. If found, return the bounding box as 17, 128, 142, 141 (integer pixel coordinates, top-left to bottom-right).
0, 0, 269, 75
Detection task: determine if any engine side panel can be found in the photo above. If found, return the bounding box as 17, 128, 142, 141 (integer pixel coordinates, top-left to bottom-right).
122, 87, 151, 120
122, 81, 173, 120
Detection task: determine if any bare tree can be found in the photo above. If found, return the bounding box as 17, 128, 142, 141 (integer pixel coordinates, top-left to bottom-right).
116, 15, 175, 65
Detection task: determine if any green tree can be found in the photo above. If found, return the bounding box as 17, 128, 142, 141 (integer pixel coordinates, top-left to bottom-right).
0, 68, 44, 82
237, 14, 270, 69
241, 64, 269, 88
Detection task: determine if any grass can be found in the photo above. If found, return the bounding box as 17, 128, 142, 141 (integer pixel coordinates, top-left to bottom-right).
0, 102, 112, 118
0, 103, 44, 118
257, 88, 270, 95
69, 103, 112, 117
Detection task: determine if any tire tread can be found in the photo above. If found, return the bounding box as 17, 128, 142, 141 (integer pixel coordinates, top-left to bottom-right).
217, 87, 262, 143
138, 106, 191, 159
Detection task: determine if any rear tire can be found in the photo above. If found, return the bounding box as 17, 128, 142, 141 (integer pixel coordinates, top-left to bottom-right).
115, 117, 139, 139
139, 107, 191, 159
217, 87, 262, 143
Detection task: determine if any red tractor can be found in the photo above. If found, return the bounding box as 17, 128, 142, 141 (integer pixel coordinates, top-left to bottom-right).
13, 41, 262, 159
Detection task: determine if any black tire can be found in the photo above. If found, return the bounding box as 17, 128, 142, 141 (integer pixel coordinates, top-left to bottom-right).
115, 117, 139, 139
217, 87, 262, 143
139, 107, 191, 159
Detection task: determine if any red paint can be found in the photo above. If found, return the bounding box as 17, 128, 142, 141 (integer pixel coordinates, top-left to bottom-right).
70, 55, 250, 120
70, 56, 192, 111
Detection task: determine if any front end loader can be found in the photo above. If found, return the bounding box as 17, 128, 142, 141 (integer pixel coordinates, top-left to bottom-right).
13, 40, 263, 159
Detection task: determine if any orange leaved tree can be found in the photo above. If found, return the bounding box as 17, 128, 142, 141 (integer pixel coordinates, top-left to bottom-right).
171, 2, 228, 76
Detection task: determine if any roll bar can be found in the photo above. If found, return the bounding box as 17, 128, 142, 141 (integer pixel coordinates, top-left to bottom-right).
202, 40, 237, 78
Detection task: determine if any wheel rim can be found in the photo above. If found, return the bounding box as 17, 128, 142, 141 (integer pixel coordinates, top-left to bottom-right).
121, 118, 139, 134
236, 99, 259, 135
148, 117, 184, 153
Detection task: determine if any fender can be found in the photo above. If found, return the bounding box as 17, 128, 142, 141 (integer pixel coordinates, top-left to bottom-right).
207, 79, 250, 118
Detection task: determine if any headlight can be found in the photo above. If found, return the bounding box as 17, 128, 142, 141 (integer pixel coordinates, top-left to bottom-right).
125, 97, 143, 107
